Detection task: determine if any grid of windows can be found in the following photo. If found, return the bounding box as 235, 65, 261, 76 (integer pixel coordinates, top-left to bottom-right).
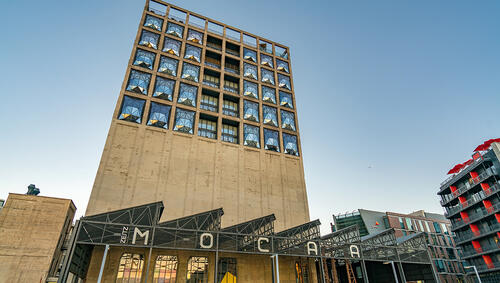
153, 255, 177, 283
186, 257, 209, 283
116, 2, 301, 156
116, 253, 144, 283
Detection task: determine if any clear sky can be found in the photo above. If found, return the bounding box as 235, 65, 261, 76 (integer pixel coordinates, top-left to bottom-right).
1, 0, 499, 233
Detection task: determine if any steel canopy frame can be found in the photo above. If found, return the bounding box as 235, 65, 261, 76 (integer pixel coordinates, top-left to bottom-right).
58, 202, 434, 283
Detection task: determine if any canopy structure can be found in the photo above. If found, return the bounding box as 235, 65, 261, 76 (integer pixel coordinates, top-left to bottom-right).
59, 202, 437, 283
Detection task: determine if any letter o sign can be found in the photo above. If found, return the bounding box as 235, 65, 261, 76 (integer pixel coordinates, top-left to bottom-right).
200, 233, 214, 249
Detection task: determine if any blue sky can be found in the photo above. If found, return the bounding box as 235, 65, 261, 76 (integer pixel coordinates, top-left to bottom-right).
1, 0, 499, 232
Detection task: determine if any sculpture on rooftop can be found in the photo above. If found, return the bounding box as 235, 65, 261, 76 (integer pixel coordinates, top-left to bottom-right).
26, 184, 40, 196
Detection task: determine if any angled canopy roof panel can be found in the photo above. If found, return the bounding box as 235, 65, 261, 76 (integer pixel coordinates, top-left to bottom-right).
361, 228, 397, 246
221, 214, 275, 235
276, 219, 321, 239
321, 225, 360, 246
82, 201, 164, 226
158, 207, 223, 231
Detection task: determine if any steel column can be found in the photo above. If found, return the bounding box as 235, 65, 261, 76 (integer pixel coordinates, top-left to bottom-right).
97, 245, 109, 283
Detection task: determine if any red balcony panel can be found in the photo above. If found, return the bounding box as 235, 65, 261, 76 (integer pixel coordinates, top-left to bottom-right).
450, 185, 457, 192
458, 196, 467, 204
480, 183, 490, 191
460, 211, 470, 223
471, 171, 479, 179
497, 232, 500, 239
472, 240, 483, 253
470, 224, 480, 236
482, 255, 494, 269
495, 213, 500, 223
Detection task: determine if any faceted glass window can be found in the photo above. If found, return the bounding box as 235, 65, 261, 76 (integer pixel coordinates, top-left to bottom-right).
186, 257, 208, 283
174, 108, 195, 134
278, 74, 291, 90
187, 29, 203, 44
144, 15, 163, 31
184, 44, 202, 62
163, 38, 181, 56
127, 70, 151, 94
244, 124, 260, 148
262, 105, 278, 127
280, 110, 296, 131
283, 133, 299, 156
133, 49, 155, 69
181, 63, 200, 82
264, 129, 280, 152
116, 253, 144, 283
261, 68, 275, 85
153, 76, 175, 101
243, 100, 259, 122
198, 118, 217, 139
277, 59, 289, 73
153, 255, 177, 283
243, 80, 258, 99
243, 63, 257, 80
147, 102, 171, 129
158, 56, 178, 76
119, 96, 145, 123
279, 91, 293, 109
166, 22, 184, 38
276, 46, 288, 59
178, 83, 198, 107
260, 54, 273, 68
243, 48, 257, 62
262, 86, 276, 104
139, 30, 160, 49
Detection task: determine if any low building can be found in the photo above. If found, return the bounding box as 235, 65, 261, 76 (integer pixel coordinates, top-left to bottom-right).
438, 139, 500, 283
333, 209, 465, 282
0, 193, 76, 283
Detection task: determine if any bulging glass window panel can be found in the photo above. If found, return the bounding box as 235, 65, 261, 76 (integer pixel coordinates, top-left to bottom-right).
166, 22, 184, 38
283, 133, 299, 156
133, 49, 155, 69
187, 29, 203, 44
144, 15, 163, 31
260, 54, 273, 68
153, 76, 175, 101
147, 102, 171, 129
139, 30, 160, 49
243, 80, 258, 99
163, 38, 181, 56
261, 68, 275, 85
158, 56, 178, 76
243, 100, 259, 122
127, 70, 151, 94
178, 83, 198, 107
244, 124, 260, 148
280, 110, 296, 131
262, 86, 276, 104
243, 63, 257, 80
262, 105, 278, 127
278, 74, 291, 90
277, 59, 289, 73
119, 96, 145, 123
243, 48, 257, 62
174, 108, 195, 134
279, 91, 293, 109
181, 63, 200, 82
184, 44, 201, 62
264, 129, 280, 152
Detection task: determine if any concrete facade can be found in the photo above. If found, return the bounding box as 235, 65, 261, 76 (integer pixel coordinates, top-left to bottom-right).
85, 0, 310, 232
0, 193, 75, 283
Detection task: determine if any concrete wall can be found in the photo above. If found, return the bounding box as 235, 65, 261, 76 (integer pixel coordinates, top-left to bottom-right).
0, 193, 75, 283
85, 246, 318, 283
86, 122, 310, 231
